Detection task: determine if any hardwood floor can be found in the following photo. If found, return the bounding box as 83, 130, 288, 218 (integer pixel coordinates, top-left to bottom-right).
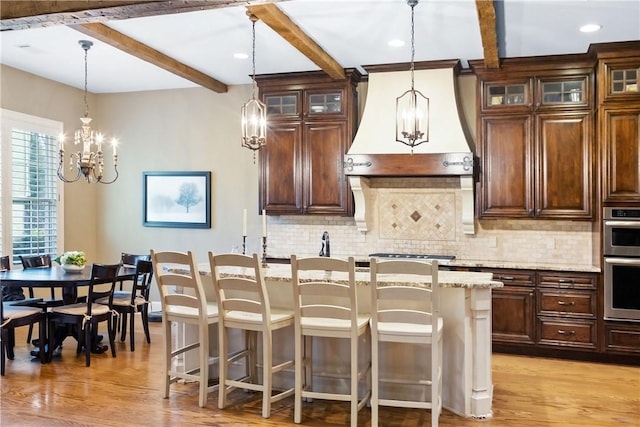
1, 322, 638, 426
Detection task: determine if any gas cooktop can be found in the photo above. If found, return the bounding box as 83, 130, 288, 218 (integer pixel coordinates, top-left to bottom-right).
368, 253, 456, 265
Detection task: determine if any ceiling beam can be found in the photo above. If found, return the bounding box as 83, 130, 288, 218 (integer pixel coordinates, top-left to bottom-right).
475, 0, 500, 69
246, 3, 345, 80
72, 22, 228, 93
1, 1, 290, 31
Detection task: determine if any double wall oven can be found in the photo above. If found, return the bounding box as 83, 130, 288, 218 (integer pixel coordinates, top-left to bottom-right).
603, 207, 640, 322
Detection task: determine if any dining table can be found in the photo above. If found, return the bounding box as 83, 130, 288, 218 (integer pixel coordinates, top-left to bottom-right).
0, 264, 137, 361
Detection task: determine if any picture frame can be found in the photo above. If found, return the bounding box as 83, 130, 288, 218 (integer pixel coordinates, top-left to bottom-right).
143, 171, 211, 228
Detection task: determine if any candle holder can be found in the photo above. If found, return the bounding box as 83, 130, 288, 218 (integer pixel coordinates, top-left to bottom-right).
261, 236, 268, 268
242, 235, 247, 255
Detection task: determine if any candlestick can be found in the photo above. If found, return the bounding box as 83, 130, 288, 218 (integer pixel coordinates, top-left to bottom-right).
242, 235, 247, 255
262, 209, 267, 237
242, 208, 247, 237
261, 236, 268, 268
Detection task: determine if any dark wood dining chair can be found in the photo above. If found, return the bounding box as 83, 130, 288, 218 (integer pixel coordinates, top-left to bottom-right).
96, 260, 153, 351
1, 288, 46, 375
118, 253, 151, 290
19, 254, 65, 344
47, 263, 120, 367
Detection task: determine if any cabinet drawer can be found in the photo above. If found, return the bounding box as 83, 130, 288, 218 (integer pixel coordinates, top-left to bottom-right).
487, 269, 535, 287
537, 289, 596, 317
538, 272, 597, 290
538, 318, 597, 349
605, 323, 640, 354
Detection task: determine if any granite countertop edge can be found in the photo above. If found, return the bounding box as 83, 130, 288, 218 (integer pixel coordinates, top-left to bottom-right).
169, 263, 503, 290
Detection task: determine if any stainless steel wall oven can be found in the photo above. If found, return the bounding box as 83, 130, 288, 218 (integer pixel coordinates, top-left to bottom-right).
603, 207, 640, 322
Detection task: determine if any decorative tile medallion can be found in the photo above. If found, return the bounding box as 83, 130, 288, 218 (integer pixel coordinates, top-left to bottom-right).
378, 190, 456, 240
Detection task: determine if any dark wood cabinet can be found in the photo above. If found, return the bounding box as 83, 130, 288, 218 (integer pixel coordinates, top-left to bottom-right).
487, 269, 536, 345
536, 271, 598, 351
479, 114, 533, 217
535, 112, 592, 219
604, 322, 640, 355
471, 57, 595, 220
593, 44, 640, 205
601, 108, 640, 204
480, 267, 599, 353
256, 70, 361, 215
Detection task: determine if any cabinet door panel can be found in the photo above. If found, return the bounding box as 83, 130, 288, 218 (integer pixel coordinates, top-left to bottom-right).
536, 112, 592, 218
259, 123, 302, 213
602, 108, 640, 203
480, 115, 534, 218
492, 286, 536, 344
303, 121, 351, 214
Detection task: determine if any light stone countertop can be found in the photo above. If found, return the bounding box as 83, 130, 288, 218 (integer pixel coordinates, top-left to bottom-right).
448, 259, 601, 273
269, 255, 601, 273
193, 262, 503, 289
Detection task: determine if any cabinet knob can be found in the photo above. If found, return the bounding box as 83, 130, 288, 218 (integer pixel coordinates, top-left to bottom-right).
557, 301, 575, 306
557, 329, 576, 335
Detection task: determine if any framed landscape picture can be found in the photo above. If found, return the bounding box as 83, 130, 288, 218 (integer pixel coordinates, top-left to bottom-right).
143, 171, 211, 228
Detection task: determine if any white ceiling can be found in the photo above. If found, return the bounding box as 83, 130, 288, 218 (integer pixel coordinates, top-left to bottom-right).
1, 0, 639, 93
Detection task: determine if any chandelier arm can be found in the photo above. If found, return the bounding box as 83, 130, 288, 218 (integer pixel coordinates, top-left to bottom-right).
95, 163, 119, 184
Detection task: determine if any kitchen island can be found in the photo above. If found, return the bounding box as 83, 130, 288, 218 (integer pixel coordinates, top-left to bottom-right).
181, 262, 502, 419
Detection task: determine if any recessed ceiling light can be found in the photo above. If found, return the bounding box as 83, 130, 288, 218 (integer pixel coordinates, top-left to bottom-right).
388, 39, 405, 47
580, 24, 602, 33
233, 52, 249, 59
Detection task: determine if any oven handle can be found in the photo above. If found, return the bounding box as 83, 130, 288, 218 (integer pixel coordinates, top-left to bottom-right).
604, 257, 640, 266
604, 220, 640, 227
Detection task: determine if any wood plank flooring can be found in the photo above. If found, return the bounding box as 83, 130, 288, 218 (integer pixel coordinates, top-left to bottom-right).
1, 322, 638, 426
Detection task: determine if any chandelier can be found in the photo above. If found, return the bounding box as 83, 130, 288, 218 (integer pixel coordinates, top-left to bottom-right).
57, 40, 119, 184
396, 0, 429, 152
240, 13, 267, 162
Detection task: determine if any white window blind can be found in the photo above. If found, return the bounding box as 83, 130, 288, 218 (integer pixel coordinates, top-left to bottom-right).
0, 109, 63, 264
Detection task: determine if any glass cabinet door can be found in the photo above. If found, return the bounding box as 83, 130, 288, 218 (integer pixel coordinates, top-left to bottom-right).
611, 68, 639, 94
485, 83, 527, 108
540, 79, 586, 104
265, 93, 299, 116
307, 91, 343, 115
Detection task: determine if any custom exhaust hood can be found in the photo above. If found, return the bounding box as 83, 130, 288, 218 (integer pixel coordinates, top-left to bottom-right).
345, 60, 476, 234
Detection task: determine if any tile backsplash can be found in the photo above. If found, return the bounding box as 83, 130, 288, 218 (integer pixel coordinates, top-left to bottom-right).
267, 177, 598, 268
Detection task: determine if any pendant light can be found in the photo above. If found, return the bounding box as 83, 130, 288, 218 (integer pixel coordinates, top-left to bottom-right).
241, 13, 267, 163
58, 40, 119, 184
396, 0, 429, 152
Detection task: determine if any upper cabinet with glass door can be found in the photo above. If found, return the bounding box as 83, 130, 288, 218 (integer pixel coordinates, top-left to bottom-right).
305, 89, 346, 118
264, 91, 301, 119
536, 75, 591, 110
481, 78, 532, 113
598, 57, 640, 103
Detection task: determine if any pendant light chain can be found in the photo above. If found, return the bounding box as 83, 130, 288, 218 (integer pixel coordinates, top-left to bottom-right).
410, 1, 416, 91
251, 15, 258, 100
83, 45, 89, 118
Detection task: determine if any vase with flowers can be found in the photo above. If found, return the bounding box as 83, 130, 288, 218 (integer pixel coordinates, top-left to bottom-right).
55, 251, 87, 273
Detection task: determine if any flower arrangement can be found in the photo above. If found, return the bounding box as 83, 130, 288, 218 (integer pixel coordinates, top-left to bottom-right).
55, 251, 87, 266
